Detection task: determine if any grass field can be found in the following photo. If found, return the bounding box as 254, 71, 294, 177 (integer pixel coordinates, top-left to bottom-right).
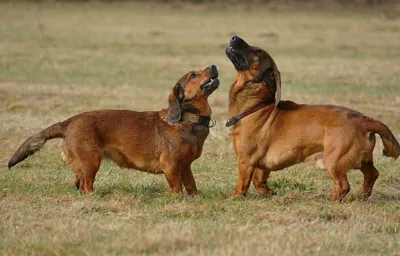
1, 1, 400, 255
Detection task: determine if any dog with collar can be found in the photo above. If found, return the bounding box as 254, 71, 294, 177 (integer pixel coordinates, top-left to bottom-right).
225, 36, 399, 201
8, 65, 219, 195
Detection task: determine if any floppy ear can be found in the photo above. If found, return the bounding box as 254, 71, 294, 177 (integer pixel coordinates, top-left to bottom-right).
262, 52, 281, 106
272, 63, 281, 106
168, 84, 183, 122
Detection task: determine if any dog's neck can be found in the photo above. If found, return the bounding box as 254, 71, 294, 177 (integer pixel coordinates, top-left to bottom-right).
179, 110, 211, 139
181, 99, 212, 117
229, 79, 275, 117
182, 112, 215, 128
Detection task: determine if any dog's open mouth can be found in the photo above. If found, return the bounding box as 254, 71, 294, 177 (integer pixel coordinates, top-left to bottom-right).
226, 47, 248, 70
201, 77, 220, 94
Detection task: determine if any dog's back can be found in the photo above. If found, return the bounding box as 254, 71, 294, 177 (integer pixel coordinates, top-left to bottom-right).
61, 110, 167, 173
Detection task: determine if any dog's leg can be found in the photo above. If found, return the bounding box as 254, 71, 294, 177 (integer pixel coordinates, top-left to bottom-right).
181, 165, 199, 195
252, 168, 274, 196
63, 132, 101, 193
69, 145, 101, 194
62, 146, 82, 191
328, 169, 350, 202
163, 165, 183, 195
359, 162, 379, 198
78, 154, 101, 194
234, 159, 255, 197
82, 162, 100, 193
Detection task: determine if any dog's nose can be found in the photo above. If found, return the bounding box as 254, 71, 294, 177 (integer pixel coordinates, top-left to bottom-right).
208, 65, 218, 78
230, 35, 247, 48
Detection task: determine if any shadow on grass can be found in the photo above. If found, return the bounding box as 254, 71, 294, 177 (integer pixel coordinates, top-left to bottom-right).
94, 181, 168, 198
270, 178, 315, 193
371, 191, 400, 202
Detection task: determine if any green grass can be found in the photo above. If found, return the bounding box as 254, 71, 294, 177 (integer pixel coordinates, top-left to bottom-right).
1, 1, 400, 255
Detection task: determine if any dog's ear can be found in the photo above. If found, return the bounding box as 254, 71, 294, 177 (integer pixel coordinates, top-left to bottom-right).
168, 83, 184, 122
272, 63, 281, 106
261, 52, 281, 106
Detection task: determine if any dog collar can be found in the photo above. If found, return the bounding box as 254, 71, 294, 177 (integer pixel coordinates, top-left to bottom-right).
226, 102, 270, 127
183, 113, 216, 127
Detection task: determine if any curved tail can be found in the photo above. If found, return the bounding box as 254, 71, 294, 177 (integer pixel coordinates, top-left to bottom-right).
365, 118, 400, 159
8, 122, 65, 169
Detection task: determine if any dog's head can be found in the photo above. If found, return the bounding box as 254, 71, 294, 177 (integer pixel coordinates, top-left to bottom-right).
225, 36, 281, 106
168, 65, 219, 122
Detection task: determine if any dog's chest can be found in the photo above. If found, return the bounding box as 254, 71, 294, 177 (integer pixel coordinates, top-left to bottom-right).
182, 125, 209, 159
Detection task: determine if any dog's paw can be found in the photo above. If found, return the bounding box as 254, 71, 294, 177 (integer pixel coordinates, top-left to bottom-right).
361, 193, 372, 201
256, 187, 276, 197
258, 190, 277, 197
232, 192, 246, 200
187, 190, 201, 196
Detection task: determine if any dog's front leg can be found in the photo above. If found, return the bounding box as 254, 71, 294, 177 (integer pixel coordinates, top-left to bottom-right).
182, 165, 199, 195
163, 164, 183, 195
234, 159, 255, 198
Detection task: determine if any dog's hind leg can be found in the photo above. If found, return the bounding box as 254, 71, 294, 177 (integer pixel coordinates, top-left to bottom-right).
324, 138, 352, 201
75, 152, 101, 194
359, 162, 379, 198
234, 159, 255, 197
252, 168, 274, 196
62, 137, 101, 193
328, 168, 350, 202
181, 165, 199, 195
62, 145, 82, 191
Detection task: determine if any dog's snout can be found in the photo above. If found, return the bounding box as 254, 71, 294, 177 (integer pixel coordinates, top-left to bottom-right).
229, 35, 249, 50
231, 35, 243, 44
208, 65, 218, 79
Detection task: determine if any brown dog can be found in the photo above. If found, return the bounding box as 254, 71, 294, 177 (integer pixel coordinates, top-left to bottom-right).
225, 36, 400, 201
8, 65, 219, 195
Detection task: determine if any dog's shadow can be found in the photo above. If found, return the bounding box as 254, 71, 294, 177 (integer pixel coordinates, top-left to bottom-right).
90, 181, 168, 199
70, 177, 399, 204
364, 190, 400, 203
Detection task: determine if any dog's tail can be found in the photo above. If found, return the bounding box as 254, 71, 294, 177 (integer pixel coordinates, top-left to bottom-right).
8, 122, 65, 169
365, 118, 400, 159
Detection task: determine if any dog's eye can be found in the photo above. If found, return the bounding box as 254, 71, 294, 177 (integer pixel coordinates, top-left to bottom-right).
190, 73, 196, 79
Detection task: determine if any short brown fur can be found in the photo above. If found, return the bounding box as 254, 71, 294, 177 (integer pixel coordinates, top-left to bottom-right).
226, 36, 399, 201
8, 66, 220, 195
